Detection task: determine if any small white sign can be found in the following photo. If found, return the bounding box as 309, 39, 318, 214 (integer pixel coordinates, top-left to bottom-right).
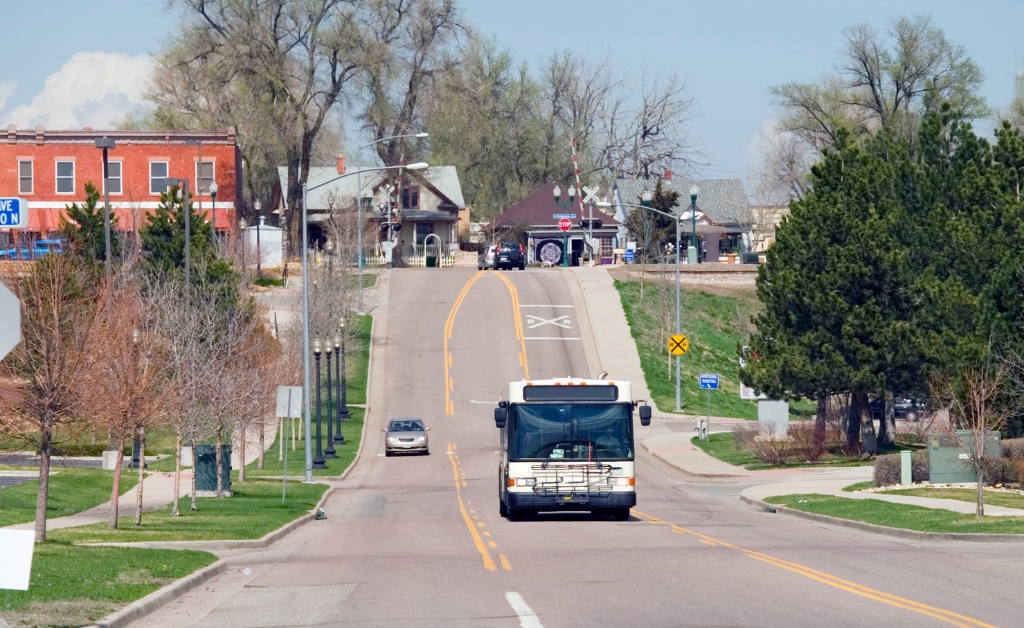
0, 529, 35, 590
958, 453, 970, 460
276, 386, 303, 418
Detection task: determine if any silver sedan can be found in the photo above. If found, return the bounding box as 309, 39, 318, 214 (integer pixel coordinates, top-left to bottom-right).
383, 418, 430, 456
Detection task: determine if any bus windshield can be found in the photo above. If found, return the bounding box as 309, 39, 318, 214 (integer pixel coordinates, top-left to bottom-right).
509, 403, 633, 461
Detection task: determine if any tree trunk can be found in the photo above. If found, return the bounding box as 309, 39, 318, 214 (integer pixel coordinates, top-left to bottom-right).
814, 396, 827, 454
215, 428, 224, 498
258, 418, 265, 470
190, 430, 197, 511
976, 457, 985, 518
856, 391, 877, 456
34, 422, 53, 542
879, 395, 896, 447
172, 424, 182, 517
239, 426, 247, 483
135, 428, 145, 526
846, 393, 861, 455
109, 433, 125, 530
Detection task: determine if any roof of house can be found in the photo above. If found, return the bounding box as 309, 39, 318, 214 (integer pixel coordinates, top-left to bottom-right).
276, 165, 465, 211
492, 182, 620, 229
613, 177, 752, 226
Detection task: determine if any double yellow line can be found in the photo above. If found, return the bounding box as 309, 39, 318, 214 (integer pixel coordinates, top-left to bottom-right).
443, 271, 530, 415
448, 443, 512, 572
631, 509, 995, 628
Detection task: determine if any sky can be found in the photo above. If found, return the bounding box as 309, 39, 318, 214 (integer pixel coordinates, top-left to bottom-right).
2, 0, 1023, 190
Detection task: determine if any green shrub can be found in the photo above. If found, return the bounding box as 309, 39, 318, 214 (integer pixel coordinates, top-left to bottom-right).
982, 456, 1024, 485
1002, 438, 1024, 461
254, 276, 286, 288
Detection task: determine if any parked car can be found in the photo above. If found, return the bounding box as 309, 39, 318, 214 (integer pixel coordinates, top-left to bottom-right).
383, 418, 430, 456
495, 242, 525, 270
869, 396, 928, 421
478, 244, 497, 270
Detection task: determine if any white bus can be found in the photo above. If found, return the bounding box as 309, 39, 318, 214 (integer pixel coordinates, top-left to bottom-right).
494, 378, 652, 521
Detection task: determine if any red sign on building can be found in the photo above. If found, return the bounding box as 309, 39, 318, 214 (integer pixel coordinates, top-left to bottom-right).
0, 126, 241, 236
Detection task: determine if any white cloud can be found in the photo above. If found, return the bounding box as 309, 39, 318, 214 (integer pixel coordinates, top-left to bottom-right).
1, 52, 152, 129
0, 81, 16, 113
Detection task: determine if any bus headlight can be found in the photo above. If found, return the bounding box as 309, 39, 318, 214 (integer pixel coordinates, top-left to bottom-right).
514, 478, 536, 487
608, 477, 634, 486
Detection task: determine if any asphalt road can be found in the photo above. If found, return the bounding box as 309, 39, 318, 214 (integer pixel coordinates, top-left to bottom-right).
142, 269, 1024, 628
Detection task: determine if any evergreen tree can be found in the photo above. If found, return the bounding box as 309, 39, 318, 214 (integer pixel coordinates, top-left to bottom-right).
60, 181, 121, 264
624, 180, 680, 262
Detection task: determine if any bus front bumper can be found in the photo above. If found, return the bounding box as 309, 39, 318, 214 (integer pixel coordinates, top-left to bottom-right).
507, 490, 636, 512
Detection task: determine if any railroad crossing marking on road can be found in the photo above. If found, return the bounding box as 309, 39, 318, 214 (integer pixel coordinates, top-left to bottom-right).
525, 314, 572, 330
668, 334, 688, 356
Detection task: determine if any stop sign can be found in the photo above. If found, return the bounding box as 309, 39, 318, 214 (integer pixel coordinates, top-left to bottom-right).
558, 217, 572, 231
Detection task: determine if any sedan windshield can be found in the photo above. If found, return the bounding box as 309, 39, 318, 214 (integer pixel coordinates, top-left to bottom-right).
389, 420, 424, 432
509, 403, 633, 461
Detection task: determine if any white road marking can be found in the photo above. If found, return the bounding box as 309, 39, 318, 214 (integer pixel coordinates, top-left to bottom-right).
518, 304, 573, 308
446, 452, 455, 455
524, 337, 581, 340
525, 315, 571, 329
505, 592, 543, 628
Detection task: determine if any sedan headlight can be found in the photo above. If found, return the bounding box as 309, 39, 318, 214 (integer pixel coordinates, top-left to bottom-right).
415, 436, 426, 442
387, 436, 399, 442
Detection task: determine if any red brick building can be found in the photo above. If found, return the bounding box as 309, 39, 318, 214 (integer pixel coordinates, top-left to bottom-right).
0, 126, 241, 238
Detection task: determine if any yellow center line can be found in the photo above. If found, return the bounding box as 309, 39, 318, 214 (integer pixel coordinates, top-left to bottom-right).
449, 442, 496, 572
488, 270, 530, 379
498, 554, 513, 571
631, 509, 995, 628
443, 271, 486, 415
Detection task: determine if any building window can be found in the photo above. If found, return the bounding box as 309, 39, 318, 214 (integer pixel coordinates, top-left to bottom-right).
18, 161, 33, 195
415, 222, 433, 245
105, 161, 122, 195
401, 184, 420, 209
150, 162, 169, 194
600, 237, 613, 258
56, 161, 75, 194
196, 161, 214, 193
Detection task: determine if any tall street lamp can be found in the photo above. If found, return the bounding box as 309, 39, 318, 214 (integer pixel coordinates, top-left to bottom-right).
324, 341, 337, 458
254, 199, 263, 277
333, 332, 347, 445
325, 238, 334, 275
94, 137, 115, 286
300, 161, 428, 481
553, 184, 577, 267
210, 180, 219, 242
337, 317, 350, 421
356, 133, 428, 311
312, 339, 327, 469
687, 185, 700, 264
601, 192, 685, 412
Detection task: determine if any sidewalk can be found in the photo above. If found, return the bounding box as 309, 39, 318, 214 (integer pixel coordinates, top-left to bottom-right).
744, 476, 1024, 517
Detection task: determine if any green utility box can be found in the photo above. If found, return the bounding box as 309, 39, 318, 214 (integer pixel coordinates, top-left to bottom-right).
195, 444, 232, 497
928, 430, 1000, 483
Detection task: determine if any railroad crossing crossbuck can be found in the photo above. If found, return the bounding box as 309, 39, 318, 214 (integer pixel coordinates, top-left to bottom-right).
668, 334, 689, 356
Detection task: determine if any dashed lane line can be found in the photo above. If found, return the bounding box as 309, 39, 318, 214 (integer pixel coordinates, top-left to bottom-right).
505, 592, 542, 627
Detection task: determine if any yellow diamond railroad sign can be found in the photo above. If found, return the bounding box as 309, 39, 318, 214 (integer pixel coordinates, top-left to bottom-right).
668, 334, 688, 356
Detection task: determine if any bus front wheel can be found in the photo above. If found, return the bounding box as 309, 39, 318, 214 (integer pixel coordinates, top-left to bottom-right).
612, 508, 631, 521
499, 500, 508, 517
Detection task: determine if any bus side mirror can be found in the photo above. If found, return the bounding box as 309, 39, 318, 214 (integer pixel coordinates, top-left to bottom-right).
639, 405, 652, 426
494, 407, 507, 428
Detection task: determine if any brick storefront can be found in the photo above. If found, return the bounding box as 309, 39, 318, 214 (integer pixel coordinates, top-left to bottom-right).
1, 126, 241, 237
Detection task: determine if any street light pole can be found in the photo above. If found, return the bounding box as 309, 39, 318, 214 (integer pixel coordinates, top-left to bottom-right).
312, 339, 326, 469
553, 184, 577, 268
94, 137, 115, 286
254, 199, 263, 277
334, 333, 346, 445
324, 344, 336, 458
338, 318, 350, 420
688, 185, 700, 265
210, 181, 219, 244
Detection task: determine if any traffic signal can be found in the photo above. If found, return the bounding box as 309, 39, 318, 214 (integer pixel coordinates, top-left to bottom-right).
579, 219, 603, 229
592, 219, 602, 229
580, 219, 589, 229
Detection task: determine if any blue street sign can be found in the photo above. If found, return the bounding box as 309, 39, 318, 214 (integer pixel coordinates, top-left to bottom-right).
0, 198, 28, 229
552, 213, 577, 219
623, 251, 634, 262
699, 373, 720, 389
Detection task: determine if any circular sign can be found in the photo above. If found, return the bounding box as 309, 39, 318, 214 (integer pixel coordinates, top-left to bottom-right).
558, 217, 572, 232
668, 334, 689, 356
538, 241, 563, 265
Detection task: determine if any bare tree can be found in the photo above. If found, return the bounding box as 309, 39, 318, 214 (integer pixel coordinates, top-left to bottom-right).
0, 256, 98, 541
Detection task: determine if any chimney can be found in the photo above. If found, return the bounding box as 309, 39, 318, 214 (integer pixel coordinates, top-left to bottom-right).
664, 169, 673, 184
337, 154, 346, 175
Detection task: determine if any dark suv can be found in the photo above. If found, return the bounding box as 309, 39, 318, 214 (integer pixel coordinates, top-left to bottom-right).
495, 242, 526, 270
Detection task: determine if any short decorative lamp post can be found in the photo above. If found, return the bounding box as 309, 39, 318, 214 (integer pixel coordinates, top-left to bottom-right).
687, 185, 699, 265
334, 333, 347, 444
324, 338, 337, 458
325, 238, 334, 275
254, 199, 263, 277
337, 317, 350, 422
209, 180, 219, 244
553, 184, 576, 267
238, 218, 247, 269
311, 339, 327, 469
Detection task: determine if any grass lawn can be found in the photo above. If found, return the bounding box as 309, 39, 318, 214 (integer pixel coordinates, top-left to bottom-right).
50, 480, 327, 544
691, 431, 877, 470
342, 313, 372, 405
843, 481, 875, 492
0, 469, 139, 527
764, 493, 1024, 534
246, 406, 364, 478
0, 544, 216, 627
615, 279, 761, 418
884, 487, 1024, 510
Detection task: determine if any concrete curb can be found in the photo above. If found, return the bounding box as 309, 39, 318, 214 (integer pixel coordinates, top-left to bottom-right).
642, 440, 749, 479
84, 559, 228, 628
739, 495, 1024, 543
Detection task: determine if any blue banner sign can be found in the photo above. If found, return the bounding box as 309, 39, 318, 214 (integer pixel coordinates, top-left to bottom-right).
552, 213, 577, 219
699, 373, 720, 389
0, 198, 28, 229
